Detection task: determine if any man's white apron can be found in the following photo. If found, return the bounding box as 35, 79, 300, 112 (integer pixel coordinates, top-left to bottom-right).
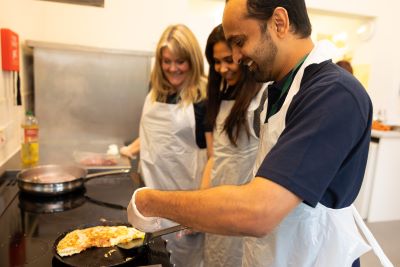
242, 41, 393, 267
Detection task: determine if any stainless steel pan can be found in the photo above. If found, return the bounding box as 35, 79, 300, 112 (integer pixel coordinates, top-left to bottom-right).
17, 164, 130, 195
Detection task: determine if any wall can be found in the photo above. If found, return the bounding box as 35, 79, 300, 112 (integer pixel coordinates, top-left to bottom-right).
0, 0, 225, 166
0, 0, 224, 53
366, 2, 400, 124
1, 0, 400, 166
306, 0, 378, 17
32, 43, 152, 158
306, 0, 400, 124
0, 0, 40, 166
0, 66, 23, 166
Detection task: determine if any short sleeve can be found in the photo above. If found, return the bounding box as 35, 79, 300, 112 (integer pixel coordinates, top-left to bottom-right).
256, 82, 369, 207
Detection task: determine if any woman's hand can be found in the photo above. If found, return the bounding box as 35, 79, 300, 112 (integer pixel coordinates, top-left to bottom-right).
120, 146, 134, 159
120, 138, 140, 159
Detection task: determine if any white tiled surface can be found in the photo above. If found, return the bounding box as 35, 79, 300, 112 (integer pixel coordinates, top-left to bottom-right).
0, 67, 23, 166
372, 129, 400, 139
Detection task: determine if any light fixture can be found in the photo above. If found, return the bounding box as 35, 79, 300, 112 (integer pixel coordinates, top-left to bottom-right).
356, 20, 375, 41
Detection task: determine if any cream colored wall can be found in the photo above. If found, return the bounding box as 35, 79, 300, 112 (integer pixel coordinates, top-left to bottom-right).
1, 0, 400, 166
308, 0, 400, 124
366, 2, 400, 124
0, 0, 225, 165
306, 0, 378, 17
20, 0, 223, 52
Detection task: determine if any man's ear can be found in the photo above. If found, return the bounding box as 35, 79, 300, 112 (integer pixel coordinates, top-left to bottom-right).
272, 7, 290, 37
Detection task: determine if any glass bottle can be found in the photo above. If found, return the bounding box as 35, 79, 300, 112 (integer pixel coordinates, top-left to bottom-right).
21, 111, 39, 166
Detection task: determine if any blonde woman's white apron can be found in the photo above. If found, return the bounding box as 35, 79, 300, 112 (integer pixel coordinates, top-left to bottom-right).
139, 92, 207, 267
139, 92, 207, 190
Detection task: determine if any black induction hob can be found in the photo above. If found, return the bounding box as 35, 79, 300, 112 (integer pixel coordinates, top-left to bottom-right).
0, 169, 172, 267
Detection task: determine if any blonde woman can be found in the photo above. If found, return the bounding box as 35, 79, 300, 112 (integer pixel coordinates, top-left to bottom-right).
120, 24, 208, 267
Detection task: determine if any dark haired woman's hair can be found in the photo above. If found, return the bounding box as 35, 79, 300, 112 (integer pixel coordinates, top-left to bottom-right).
246, 0, 312, 38
336, 60, 354, 74
205, 24, 261, 146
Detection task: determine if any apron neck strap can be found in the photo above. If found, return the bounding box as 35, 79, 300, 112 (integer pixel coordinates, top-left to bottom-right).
267, 54, 309, 120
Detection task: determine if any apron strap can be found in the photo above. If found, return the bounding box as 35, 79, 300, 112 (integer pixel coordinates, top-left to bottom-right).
351, 205, 394, 267
253, 89, 268, 138
267, 54, 308, 121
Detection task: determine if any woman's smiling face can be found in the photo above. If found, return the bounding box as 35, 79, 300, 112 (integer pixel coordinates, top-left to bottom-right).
161, 47, 190, 90
213, 41, 241, 86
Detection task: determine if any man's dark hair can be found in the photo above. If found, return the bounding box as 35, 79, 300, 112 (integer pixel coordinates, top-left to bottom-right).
246, 0, 312, 38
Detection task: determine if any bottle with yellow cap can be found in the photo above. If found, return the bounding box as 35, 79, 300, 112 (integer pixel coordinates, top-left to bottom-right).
21, 111, 39, 165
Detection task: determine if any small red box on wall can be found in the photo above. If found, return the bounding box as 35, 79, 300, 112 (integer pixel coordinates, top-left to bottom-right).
1, 28, 20, 71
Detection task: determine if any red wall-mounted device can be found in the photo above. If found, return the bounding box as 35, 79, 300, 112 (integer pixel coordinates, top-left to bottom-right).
1, 28, 20, 71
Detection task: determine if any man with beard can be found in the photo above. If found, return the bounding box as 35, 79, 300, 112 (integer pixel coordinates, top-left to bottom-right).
127, 0, 392, 266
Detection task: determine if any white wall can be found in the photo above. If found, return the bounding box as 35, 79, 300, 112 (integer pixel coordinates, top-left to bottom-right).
1, 0, 400, 165
306, 0, 400, 124
306, 0, 378, 17
366, 2, 400, 124
0, 0, 226, 165
1, 0, 224, 52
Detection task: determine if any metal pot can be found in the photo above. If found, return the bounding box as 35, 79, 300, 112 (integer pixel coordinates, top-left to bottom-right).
17, 164, 130, 195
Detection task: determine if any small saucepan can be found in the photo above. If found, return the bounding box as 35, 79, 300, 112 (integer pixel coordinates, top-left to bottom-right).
17, 164, 130, 196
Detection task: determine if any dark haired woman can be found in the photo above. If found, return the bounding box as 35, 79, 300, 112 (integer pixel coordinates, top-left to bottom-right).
201, 24, 268, 267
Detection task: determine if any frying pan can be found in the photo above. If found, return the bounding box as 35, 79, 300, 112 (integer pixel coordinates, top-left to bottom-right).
53, 221, 177, 267
53, 221, 147, 267
17, 164, 130, 195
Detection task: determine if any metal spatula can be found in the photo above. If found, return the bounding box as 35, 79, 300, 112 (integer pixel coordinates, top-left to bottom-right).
118, 224, 187, 249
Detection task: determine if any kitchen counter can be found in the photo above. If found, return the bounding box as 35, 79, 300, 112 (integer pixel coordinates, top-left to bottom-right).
371, 129, 400, 139
1, 142, 132, 173
0, 146, 170, 267
0, 168, 170, 267
354, 129, 400, 222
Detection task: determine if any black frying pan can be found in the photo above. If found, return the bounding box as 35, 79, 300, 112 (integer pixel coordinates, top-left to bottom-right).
53, 222, 186, 267
17, 164, 130, 195
52, 222, 148, 267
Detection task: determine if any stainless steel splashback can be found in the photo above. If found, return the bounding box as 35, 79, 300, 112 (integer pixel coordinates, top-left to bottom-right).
28, 41, 153, 152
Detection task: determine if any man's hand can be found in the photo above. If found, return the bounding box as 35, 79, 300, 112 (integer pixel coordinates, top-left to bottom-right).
127, 187, 161, 232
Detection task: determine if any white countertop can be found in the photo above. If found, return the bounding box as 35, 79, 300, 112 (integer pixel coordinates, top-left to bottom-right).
371, 129, 400, 139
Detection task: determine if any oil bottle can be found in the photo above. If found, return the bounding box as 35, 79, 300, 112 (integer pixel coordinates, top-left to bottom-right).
21, 111, 39, 165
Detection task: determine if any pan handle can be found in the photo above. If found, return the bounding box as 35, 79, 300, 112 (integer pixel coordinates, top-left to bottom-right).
84, 169, 130, 180
145, 224, 188, 244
